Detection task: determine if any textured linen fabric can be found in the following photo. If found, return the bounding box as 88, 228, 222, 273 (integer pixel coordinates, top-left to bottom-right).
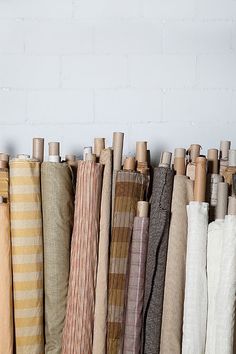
123, 216, 149, 354
107, 170, 148, 354
10, 158, 44, 354
142, 167, 174, 354
93, 149, 112, 354
215, 215, 236, 354
205, 219, 224, 354
182, 201, 209, 354
62, 161, 103, 354
0, 168, 9, 201
160, 175, 194, 354
41, 162, 75, 354
0, 202, 13, 354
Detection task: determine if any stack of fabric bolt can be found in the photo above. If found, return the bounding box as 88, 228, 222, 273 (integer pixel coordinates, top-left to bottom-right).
0, 134, 236, 354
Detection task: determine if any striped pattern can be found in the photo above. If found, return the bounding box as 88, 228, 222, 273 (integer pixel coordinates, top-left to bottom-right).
10, 159, 44, 354
62, 161, 103, 354
123, 216, 149, 354
107, 171, 147, 354
0, 168, 9, 201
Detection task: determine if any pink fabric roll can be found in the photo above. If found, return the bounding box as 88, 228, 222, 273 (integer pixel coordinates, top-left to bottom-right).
62, 161, 103, 354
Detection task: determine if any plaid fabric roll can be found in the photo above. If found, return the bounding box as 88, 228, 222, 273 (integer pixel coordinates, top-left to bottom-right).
62, 161, 103, 354
10, 158, 44, 354
107, 171, 148, 354
123, 216, 149, 354
0, 168, 9, 202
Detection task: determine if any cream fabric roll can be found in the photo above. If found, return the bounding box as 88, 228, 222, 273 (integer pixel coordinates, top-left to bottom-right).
93, 149, 112, 354
182, 201, 208, 354
160, 176, 194, 354
205, 219, 224, 354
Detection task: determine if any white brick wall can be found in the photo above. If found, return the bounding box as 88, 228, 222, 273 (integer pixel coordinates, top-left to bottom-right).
0, 0, 235, 160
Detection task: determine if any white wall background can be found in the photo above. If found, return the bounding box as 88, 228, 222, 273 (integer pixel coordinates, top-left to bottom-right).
0, 0, 236, 163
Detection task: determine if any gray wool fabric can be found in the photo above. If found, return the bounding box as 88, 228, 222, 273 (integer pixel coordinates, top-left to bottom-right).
142, 167, 174, 354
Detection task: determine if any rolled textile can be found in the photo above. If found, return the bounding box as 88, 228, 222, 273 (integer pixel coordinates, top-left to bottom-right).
107, 170, 148, 354
62, 161, 103, 354
41, 162, 75, 354
0, 201, 13, 354
215, 215, 236, 354
205, 219, 224, 354
123, 208, 149, 354
142, 166, 174, 354
160, 175, 194, 354
93, 148, 112, 354
182, 201, 209, 354
10, 158, 44, 354
0, 167, 9, 202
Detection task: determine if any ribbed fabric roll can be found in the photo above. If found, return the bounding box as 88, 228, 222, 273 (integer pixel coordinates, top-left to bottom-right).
0, 168, 9, 201
0, 202, 13, 354
62, 161, 103, 354
41, 162, 75, 354
182, 201, 208, 354
107, 171, 148, 354
160, 175, 194, 354
143, 167, 174, 354
123, 215, 149, 354
10, 158, 44, 354
93, 148, 112, 354
205, 219, 224, 354
215, 215, 236, 354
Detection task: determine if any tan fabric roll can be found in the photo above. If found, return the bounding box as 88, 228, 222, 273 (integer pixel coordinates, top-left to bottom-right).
93, 149, 112, 354
62, 161, 103, 354
160, 175, 194, 354
41, 162, 75, 354
0, 168, 9, 202
0, 202, 13, 354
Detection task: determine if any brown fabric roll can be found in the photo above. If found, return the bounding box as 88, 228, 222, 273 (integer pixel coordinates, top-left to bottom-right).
93, 149, 112, 354
41, 162, 75, 354
123, 216, 149, 354
160, 175, 194, 354
107, 171, 148, 354
62, 161, 103, 354
142, 167, 174, 354
0, 202, 13, 354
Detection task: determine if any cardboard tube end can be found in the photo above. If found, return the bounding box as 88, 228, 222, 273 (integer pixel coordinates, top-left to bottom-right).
137, 201, 149, 217
94, 138, 105, 158
123, 156, 136, 171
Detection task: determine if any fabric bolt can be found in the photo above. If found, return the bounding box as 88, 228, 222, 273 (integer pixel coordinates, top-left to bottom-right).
107, 170, 148, 354
160, 175, 194, 354
10, 158, 44, 354
123, 216, 149, 354
215, 215, 236, 354
93, 148, 112, 354
205, 219, 224, 354
62, 161, 103, 354
142, 167, 174, 354
0, 168, 9, 201
41, 162, 75, 354
182, 201, 209, 354
0, 202, 13, 354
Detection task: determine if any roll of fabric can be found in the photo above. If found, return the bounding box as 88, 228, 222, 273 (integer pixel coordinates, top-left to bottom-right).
93, 148, 112, 354
0, 202, 13, 354
0, 167, 9, 201
107, 171, 148, 354
62, 161, 103, 354
182, 201, 208, 354
160, 175, 194, 354
205, 219, 224, 354
41, 162, 75, 354
215, 215, 236, 354
142, 167, 174, 354
10, 158, 44, 354
123, 215, 149, 354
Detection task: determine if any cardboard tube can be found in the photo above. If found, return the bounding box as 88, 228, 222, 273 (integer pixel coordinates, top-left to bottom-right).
137, 201, 149, 217
32, 138, 44, 163
220, 141, 231, 160
113, 132, 124, 171
207, 149, 218, 174
49, 142, 60, 162
123, 157, 136, 171
159, 152, 172, 168
174, 148, 186, 158
174, 148, 186, 175
85, 153, 96, 162
228, 196, 236, 215
188, 144, 201, 163
215, 182, 228, 219
136, 142, 147, 163
94, 138, 105, 158
194, 156, 206, 202
229, 150, 236, 167
83, 147, 92, 161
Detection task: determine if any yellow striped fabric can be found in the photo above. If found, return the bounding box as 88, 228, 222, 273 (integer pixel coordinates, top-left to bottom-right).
10, 159, 44, 354
0, 168, 9, 202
